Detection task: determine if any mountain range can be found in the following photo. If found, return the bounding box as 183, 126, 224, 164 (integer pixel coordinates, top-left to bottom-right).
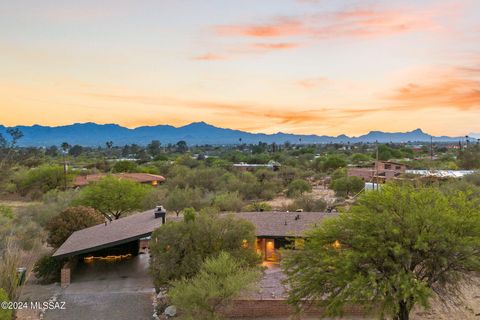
0, 122, 471, 146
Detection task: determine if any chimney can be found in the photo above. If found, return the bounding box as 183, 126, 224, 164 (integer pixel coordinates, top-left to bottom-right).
154, 205, 167, 224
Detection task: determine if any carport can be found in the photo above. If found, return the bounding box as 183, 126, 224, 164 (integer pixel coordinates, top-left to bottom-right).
53, 207, 168, 287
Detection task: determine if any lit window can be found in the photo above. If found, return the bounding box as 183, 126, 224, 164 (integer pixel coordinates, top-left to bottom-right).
332, 240, 341, 249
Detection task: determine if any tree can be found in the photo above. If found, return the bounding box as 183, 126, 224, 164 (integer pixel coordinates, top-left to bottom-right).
75, 176, 150, 220
176, 140, 188, 153
46, 206, 104, 248
212, 192, 244, 212
351, 153, 372, 164
458, 145, 480, 169
0, 128, 23, 171
169, 252, 260, 320
112, 160, 138, 173
164, 187, 203, 216
283, 184, 480, 320
321, 155, 347, 172
16, 165, 72, 197
287, 179, 312, 198
147, 140, 162, 157
149, 213, 259, 288
331, 176, 364, 197
68, 144, 83, 157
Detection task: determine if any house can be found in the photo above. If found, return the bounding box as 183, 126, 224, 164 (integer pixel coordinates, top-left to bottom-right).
235, 211, 335, 261
73, 172, 165, 187
53, 208, 335, 287
347, 161, 407, 183
233, 161, 281, 171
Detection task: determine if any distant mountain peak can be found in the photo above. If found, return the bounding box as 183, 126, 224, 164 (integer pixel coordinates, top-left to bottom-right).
0, 122, 464, 146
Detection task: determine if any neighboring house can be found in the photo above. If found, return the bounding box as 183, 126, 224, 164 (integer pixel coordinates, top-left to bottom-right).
405, 169, 476, 179
233, 161, 281, 171
73, 173, 165, 187
53, 208, 335, 287
347, 161, 407, 183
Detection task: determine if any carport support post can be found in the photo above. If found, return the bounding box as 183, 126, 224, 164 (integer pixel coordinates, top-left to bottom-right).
60, 257, 78, 288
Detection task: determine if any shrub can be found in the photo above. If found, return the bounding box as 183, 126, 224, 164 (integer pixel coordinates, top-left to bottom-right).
212, 192, 244, 212
287, 179, 312, 198
288, 195, 327, 212
150, 213, 259, 287
112, 160, 138, 173
169, 252, 260, 320
16, 165, 73, 197
0, 288, 13, 320
33, 255, 64, 284
243, 202, 273, 212
331, 176, 364, 197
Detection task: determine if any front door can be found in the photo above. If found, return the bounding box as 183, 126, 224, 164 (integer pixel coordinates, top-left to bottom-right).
265, 239, 276, 261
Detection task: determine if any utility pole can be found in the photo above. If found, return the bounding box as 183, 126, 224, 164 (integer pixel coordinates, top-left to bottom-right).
430, 136, 433, 161
374, 140, 379, 190
62, 150, 67, 190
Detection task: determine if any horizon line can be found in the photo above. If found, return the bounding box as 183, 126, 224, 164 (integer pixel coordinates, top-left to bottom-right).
1, 121, 478, 138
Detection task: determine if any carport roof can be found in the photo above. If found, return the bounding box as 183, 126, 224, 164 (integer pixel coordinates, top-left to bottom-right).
53, 209, 176, 259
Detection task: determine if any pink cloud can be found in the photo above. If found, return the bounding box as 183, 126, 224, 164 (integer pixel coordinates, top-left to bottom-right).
297, 77, 329, 89
213, 4, 452, 40
191, 53, 226, 61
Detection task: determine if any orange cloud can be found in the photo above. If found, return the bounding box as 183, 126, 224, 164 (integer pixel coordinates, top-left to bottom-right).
252, 42, 300, 50
387, 66, 480, 111
297, 77, 329, 88
192, 53, 226, 61
215, 18, 305, 37
213, 4, 452, 40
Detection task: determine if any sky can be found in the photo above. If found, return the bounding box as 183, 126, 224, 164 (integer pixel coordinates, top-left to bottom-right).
0, 0, 479, 136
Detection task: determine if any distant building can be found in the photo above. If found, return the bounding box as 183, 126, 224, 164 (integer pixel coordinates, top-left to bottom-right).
405, 169, 476, 179
233, 161, 281, 171
347, 161, 407, 183
73, 173, 165, 187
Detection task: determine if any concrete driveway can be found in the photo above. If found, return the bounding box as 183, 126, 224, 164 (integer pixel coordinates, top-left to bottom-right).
45, 252, 154, 320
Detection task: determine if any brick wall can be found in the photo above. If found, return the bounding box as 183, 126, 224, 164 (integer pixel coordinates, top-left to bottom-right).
60, 265, 70, 288
224, 299, 368, 318
60, 258, 78, 288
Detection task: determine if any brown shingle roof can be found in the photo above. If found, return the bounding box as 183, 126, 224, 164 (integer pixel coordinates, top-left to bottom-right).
234, 212, 337, 237
73, 173, 165, 186
52, 209, 178, 258
53, 210, 336, 259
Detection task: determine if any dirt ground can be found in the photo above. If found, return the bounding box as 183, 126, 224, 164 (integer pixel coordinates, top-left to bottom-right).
266, 185, 336, 211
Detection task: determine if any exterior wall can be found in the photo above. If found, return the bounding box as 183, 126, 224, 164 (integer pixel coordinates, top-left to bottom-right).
224, 299, 369, 318
347, 168, 375, 181
348, 161, 406, 182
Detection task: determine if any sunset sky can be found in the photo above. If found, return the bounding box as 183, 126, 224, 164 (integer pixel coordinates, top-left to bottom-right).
1, 0, 479, 136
